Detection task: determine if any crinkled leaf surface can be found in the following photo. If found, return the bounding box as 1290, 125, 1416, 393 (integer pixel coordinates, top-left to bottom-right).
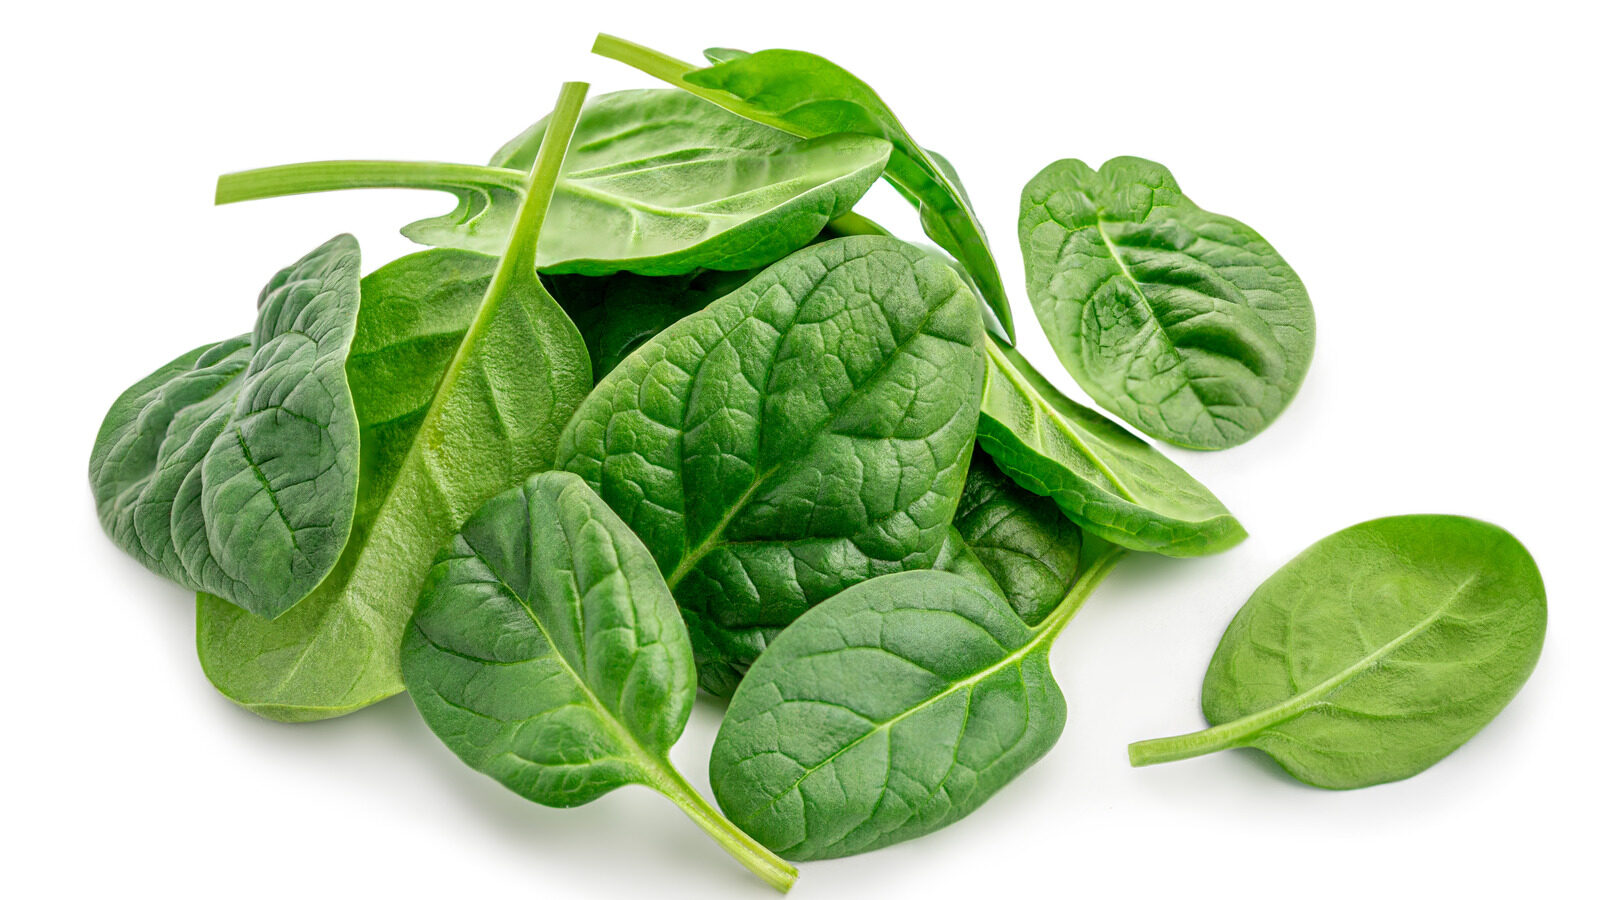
1129, 515, 1546, 788
953, 450, 1081, 625
978, 340, 1245, 556
556, 235, 985, 696
402, 471, 694, 805
710, 555, 1119, 861
1019, 157, 1314, 449
592, 37, 1014, 342
90, 235, 361, 619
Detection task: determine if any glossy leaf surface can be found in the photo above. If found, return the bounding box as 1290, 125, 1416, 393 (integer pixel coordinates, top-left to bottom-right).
90, 236, 362, 619
978, 340, 1245, 556
953, 450, 1081, 625
592, 35, 1014, 343
557, 235, 985, 695
1020, 157, 1314, 449
711, 551, 1121, 859
1129, 515, 1546, 788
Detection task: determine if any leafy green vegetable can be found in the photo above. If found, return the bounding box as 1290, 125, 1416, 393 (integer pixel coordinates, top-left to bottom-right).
592, 35, 1015, 343
1019, 157, 1314, 450
711, 549, 1123, 860
90, 237, 362, 619
195, 83, 594, 721
556, 235, 986, 696
952, 450, 1082, 625
216, 89, 889, 276
979, 340, 1245, 556
1129, 515, 1546, 788
401, 470, 796, 891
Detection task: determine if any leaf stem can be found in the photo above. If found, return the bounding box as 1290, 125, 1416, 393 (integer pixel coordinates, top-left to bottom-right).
591, 34, 810, 140
1036, 543, 1127, 642
214, 160, 525, 205
1127, 718, 1262, 767
496, 81, 586, 282
645, 759, 797, 892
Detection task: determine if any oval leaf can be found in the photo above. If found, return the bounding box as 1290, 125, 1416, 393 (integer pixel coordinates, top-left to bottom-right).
89, 235, 362, 619
1128, 515, 1547, 788
978, 340, 1245, 556
1019, 157, 1314, 449
556, 235, 986, 695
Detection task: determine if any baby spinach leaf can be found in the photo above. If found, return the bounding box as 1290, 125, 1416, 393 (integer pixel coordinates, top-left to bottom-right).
711, 551, 1123, 860
195, 83, 594, 721
216, 90, 890, 276
592, 35, 1015, 344
89, 236, 362, 620
1019, 157, 1314, 450
1128, 515, 1546, 788
979, 340, 1246, 556
401, 471, 796, 892
556, 235, 986, 696
954, 450, 1082, 626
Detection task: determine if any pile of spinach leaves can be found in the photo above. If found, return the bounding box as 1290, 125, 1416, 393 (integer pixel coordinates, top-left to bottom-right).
88, 37, 1546, 891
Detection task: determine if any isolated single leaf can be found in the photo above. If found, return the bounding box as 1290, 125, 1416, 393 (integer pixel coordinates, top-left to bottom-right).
954, 450, 1081, 625
217, 90, 889, 277
978, 340, 1245, 556
712, 552, 1121, 860
592, 36, 1014, 342
1019, 157, 1314, 449
90, 236, 361, 619
1129, 515, 1546, 788
557, 235, 985, 695
196, 86, 594, 721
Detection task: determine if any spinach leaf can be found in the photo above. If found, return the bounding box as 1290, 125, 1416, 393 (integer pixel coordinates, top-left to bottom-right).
89, 237, 362, 619
710, 551, 1123, 860
216, 90, 890, 276
592, 35, 1015, 343
195, 83, 594, 721
1019, 157, 1314, 450
401, 471, 796, 891
556, 235, 986, 696
953, 450, 1082, 626
980, 339, 1247, 556
1128, 515, 1546, 788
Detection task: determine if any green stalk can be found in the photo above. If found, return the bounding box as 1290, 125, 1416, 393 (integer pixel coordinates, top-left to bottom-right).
643, 758, 798, 892
1127, 716, 1264, 767
214, 159, 526, 205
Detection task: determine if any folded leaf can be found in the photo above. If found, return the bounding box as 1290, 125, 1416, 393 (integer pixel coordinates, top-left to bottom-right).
216, 90, 890, 277
979, 340, 1246, 556
953, 450, 1082, 625
90, 236, 362, 619
557, 235, 985, 695
1019, 157, 1314, 449
196, 84, 594, 721
401, 470, 795, 891
591, 35, 1014, 343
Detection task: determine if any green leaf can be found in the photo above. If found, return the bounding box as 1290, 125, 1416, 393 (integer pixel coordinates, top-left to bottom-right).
1128, 515, 1546, 788
216, 90, 890, 277
711, 551, 1123, 860
89, 236, 362, 619
1019, 157, 1314, 450
978, 339, 1246, 556
591, 35, 1015, 344
401, 470, 795, 891
953, 450, 1082, 625
195, 83, 595, 721
556, 235, 986, 696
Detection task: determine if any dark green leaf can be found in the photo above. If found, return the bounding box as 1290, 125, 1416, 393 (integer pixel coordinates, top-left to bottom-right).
1019, 157, 1314, 450
953, 450, 1081, 625
556, 235, 986, 695
90, 235, 362, 619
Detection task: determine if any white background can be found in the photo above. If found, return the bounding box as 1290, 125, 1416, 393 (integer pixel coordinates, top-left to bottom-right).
4, 1, 1595, 896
